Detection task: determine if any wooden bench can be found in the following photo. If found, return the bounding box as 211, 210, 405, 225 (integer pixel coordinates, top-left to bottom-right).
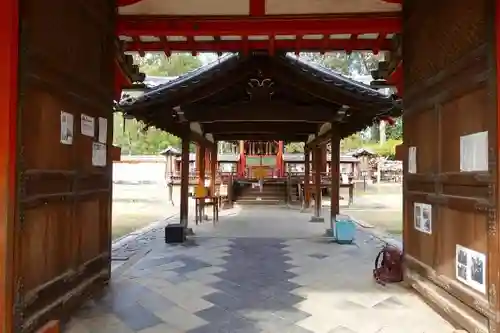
194, 196, 219, 225
299, 182, 355, 206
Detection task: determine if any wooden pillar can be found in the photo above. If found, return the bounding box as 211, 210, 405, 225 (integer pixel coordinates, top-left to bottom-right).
180, 137, 190, 226
205, 148, 210, 178
277, 141, 284, 177
211, 143, 217, 196
304, 149, 311, 209
239, 140, 245, 177
330, 129, 340, 219
228, 173, 234, 208
0, 0, 18, 330
198, 145, 206, 188
195, 144, 200, 180
320, 145, 327, 173
197, 145, 206, 221
313, 146, 322, 219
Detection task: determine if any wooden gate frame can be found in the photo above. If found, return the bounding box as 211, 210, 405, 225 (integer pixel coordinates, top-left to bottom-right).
0, 0, 19, 331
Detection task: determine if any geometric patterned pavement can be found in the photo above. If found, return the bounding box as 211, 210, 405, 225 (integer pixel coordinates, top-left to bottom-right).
64, 207, 456, 333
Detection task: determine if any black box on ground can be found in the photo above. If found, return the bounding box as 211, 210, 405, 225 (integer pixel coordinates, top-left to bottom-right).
165, 223, 185, 243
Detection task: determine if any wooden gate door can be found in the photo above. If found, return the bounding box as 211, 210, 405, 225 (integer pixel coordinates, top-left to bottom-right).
403, 1, 500, 332
12, 0, 116, 332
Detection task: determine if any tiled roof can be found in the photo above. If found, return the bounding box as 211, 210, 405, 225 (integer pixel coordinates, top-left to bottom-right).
119, 53, 400, 109
120, 54, 238, 107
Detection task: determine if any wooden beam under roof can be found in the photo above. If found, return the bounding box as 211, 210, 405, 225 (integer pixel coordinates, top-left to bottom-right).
123, 38, 395, 54
202, 121, 318, 134
213, 133, 309, 141
117, 15, 401, 37
184, 103, 338, 123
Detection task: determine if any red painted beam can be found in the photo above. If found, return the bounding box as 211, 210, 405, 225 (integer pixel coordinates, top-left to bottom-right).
117, 15, 401, 36
249, 0, 266, 16
117, 0, 144, 7
123, 38, 394, 53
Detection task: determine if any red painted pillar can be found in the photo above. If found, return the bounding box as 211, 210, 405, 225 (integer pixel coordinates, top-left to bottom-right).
0, 0, 19, 330
204, 148, 210, 179
276, 141, 284, 177
239, 140, 245, 177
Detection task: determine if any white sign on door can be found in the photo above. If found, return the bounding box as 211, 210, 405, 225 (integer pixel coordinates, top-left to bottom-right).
98, 117, 108, 144
92, 142, 107, 167
60, 111, 74, 145
81, 114, 95, 137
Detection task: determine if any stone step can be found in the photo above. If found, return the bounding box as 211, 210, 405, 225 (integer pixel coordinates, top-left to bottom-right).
243, 186, 286, 190
240, 191, 284, 197
236, 199, 282, 205
236, 195, 285, 200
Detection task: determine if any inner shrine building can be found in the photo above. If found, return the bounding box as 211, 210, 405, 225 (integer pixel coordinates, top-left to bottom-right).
2, 1, 500, 333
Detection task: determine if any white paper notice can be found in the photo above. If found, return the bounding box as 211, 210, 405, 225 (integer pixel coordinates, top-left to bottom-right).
92, 142, 107, 167
408, 146, 417, 174
60, 111, 74, 145
460, 131, 488, 172
456, 244, 486, 294
413, 202, 432, 234
81, 114, 95, 137
98, 117, 107, 144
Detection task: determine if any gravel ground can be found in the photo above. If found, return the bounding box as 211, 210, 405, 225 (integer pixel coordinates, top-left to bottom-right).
112, 184, 180, 240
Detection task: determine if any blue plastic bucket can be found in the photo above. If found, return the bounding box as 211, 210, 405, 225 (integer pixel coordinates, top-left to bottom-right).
335, 216, 356, 244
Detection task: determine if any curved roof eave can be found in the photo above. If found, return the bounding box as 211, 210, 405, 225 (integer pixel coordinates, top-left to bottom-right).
119, 52, 402, 116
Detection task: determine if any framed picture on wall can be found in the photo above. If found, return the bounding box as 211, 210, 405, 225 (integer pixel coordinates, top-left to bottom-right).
413, 203, 432, 234
456, 245, 486, 294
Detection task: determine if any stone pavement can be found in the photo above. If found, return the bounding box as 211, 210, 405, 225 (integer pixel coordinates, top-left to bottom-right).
64, 206, 455, 333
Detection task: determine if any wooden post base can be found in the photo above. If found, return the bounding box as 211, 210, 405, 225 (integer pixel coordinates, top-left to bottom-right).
309, 216, 325, 223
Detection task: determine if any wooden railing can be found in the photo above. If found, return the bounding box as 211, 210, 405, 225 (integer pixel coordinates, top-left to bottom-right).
170, 171, 236, 185
168, 170, 359, 186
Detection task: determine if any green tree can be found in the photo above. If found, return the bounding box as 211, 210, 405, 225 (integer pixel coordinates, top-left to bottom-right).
285, 142, 304, 153
113, 113, 182, 155
299, 51, 383, 76
133, 53, 202, 77
114, 53, 203, 154
386, 117, 403, 141
341, 133, 365, 152
364, 139, 403, 159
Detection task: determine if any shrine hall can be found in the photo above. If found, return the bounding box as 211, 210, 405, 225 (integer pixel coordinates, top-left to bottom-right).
1, 0, 499, 333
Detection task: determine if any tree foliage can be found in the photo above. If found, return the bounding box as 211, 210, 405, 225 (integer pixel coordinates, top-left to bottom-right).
299, 52, 383, 76
114, 53, 202, 154
364, 139, 403, 159
386, 117, 403, 141
340, 133, 366, 151
132, 53, 202, 77
113, 113, 182, 155
285, 142, 304, 153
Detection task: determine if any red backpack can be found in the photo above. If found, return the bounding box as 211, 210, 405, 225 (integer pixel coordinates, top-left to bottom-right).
373, 245, 403, 285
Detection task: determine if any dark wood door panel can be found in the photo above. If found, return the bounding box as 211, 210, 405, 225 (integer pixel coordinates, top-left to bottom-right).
15, 0, 115, 331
